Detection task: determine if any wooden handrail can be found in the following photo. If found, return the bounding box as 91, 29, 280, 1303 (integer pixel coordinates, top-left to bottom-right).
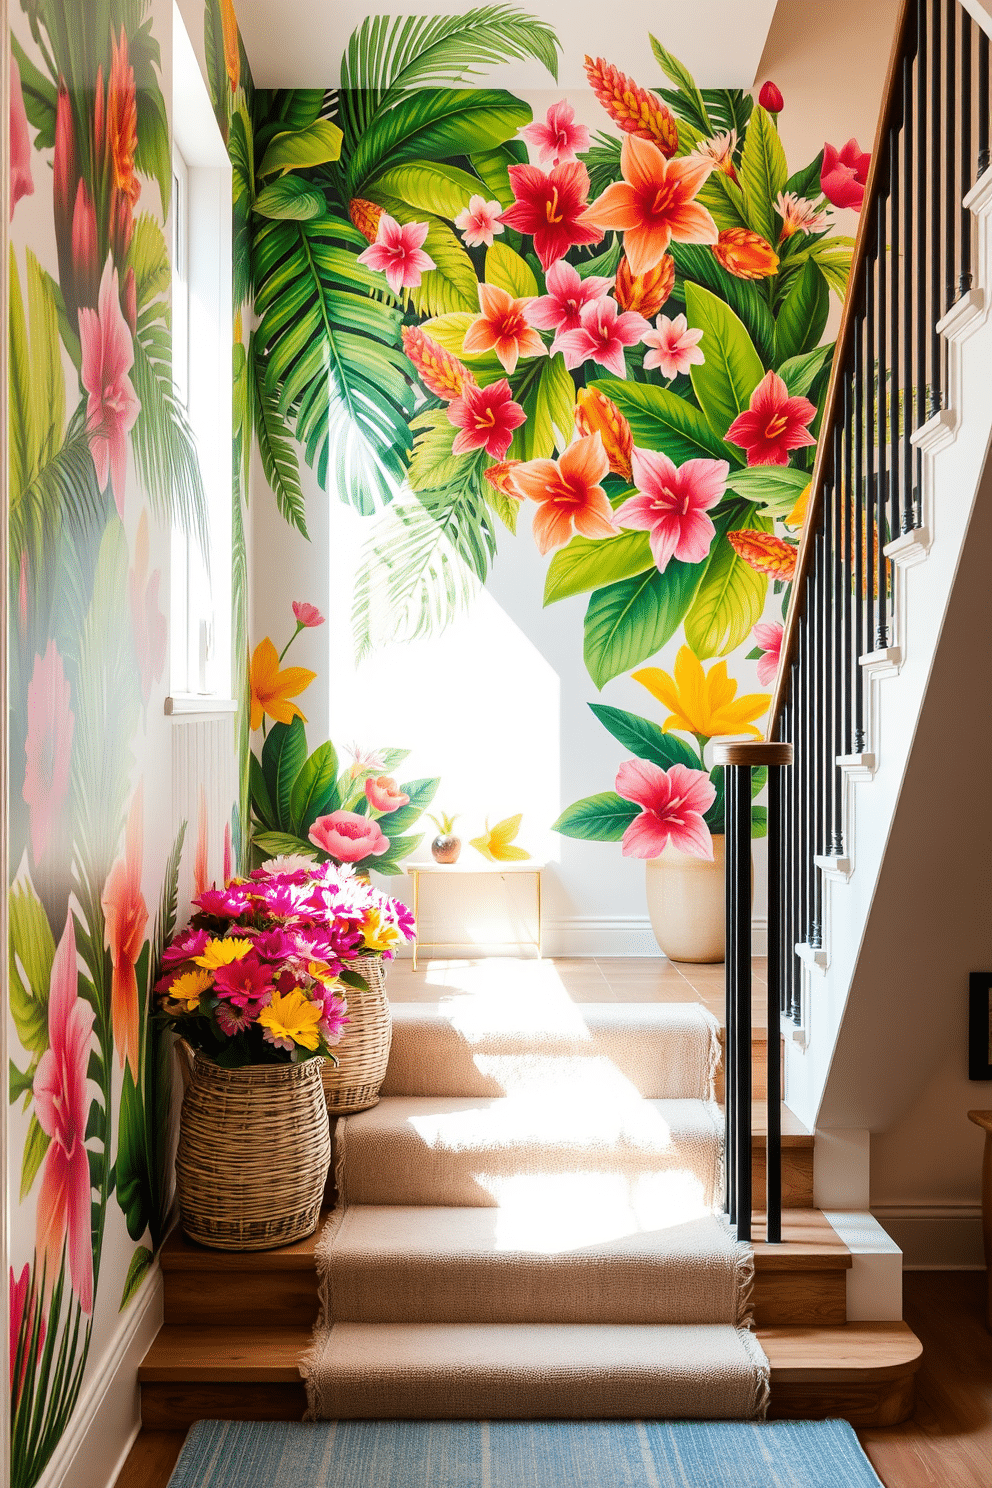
766, 0, 915, 738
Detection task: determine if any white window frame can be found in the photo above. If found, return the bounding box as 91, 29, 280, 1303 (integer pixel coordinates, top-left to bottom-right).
168, 2, 234, 715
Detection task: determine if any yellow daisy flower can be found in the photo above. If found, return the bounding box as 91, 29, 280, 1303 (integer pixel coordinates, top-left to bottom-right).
360, 907, 401, 952
167, 968, 213, 1013
633, 646, 769, 744
258, 988, 324, 1052
194, 938, 253, 971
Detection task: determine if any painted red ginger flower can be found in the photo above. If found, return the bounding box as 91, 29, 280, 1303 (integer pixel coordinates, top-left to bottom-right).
101, 785, 149, 1082
728, 530, 799, 580
512, 432, 618, 554
713, 227, 779, 280
499, 161, 603, 272
615, 759, 716, 860
349, 197, 383, 243
726, 370, 817, 467
574, 385, 633, 481
614, 253, 675, 318
10, 55, 34, 217
446, 379, 526, 461
402, 326, 474, 401
581, 134, 718, 277
463, 283, 546, 375
584, 56, 679, 156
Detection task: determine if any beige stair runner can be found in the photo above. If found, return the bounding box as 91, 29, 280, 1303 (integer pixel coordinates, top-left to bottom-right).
302, 997, 769, 1420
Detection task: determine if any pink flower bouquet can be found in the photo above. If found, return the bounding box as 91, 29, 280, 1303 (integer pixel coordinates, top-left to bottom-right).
155, 861, 415, 1068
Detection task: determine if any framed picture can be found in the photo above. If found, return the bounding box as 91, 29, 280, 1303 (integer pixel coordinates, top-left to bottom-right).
969, 973, 992, 1080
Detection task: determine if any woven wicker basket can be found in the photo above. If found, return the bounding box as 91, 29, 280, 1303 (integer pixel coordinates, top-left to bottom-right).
176, 1052, 331, 1251
322, 954, 392, 1114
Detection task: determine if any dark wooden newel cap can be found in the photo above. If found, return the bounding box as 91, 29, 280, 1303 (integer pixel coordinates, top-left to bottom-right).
711, 741, 794, 767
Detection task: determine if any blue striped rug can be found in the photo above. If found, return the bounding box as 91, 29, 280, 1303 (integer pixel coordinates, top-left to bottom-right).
167, 1419, 883, 1487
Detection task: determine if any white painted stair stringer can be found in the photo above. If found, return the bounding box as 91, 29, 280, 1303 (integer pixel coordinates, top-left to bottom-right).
784, 166, 992, 1132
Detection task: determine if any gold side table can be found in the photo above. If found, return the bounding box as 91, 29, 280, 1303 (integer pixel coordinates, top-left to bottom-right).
407, 861, 544, 971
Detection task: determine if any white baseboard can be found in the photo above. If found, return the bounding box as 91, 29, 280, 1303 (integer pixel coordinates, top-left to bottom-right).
871, 1203, 985, 1269
32, 1263, 164, 1488
393, 915, 768, 960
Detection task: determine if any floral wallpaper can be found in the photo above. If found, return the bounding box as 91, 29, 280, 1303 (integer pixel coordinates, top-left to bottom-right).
6, 1, 237, 1481
242, 9, 857, 867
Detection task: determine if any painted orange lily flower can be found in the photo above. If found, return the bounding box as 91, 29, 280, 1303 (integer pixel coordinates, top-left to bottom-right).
249, 637, 316, 731
462, 284, 546, 374
580, 133, 718, 277
513, 433, 617, 554
101, 785, 148, 1082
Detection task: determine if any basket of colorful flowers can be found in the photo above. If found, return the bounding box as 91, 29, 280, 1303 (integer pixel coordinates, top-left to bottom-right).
156, 857, 415, 1248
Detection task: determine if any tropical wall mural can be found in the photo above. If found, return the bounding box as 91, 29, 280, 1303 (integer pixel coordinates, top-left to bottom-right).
6, 0, 244, 1481
239, 7, 858, 873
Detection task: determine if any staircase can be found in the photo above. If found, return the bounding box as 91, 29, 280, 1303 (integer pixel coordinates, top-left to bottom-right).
137, 960, 921, 1430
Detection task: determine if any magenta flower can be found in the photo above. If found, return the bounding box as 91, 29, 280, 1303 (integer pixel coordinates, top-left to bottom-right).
23, 641, 74, 866
522, 99, 591, 167
524, 259, 613, 348
213, 957, 275, 1010
33, 913, 95, 1313
292, 601, 325, 628
357, 213, 436, 295
499, 161, 602, 271
821, 138, 871, 211
446, 378, 526, 460
642, 312, 705, 379
616, 759, 716, 860
194, 885, 251, 919
615, 448, 727, 572
162, 928, 210, 966
753, 621, 785, 686
309, 811, 390, 863
726, 369, 817, 467
555, 296, 650, 378
79, 256, 141, 515
454, 194, 505, 249
215, 1002, 256, 1036
10, 56, 34, 218
758, 81, 784, 114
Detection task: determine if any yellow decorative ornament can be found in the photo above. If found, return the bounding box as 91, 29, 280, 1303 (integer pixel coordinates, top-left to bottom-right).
470, 814, 531, 862
633, 646, 769, 743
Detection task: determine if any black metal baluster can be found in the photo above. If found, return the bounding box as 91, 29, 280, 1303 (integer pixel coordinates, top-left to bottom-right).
733, 764, 752, 1242
931, 0, 943, 411
875, 191, 890, 647
889, 96, 903, 543
959, 7, 973, 295
902, 37, 915, 534
864, 247, 877, 656
979, 25, 990, 176
945, 0, 957, 307
766, 759, 786, 1243
915, 0, 928, 525
822, 472, 835, 859
725, 764, 737, 1223
812, 530, 825, 945
797, 620, 810, 966
831, 430, 845, 853
853, 316, 866, 749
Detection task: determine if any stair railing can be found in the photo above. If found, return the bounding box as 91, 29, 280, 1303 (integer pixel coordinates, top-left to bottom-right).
722, 0, 991, 1242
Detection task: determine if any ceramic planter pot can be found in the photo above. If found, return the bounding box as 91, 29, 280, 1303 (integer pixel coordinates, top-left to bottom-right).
644, 835, 751, 964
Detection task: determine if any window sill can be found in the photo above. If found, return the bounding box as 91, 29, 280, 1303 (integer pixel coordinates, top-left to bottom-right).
165, 695, 239, 717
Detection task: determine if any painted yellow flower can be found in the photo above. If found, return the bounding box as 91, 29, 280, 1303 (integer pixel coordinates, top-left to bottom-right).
360, 908, 400, 952
784, 481, 811, 529
249, 637, 316, 732
194, 937, 253, 970
633, 646, 769, 743
220, 0, 241, 93
258, 988, 324, 1052
470, 814, 531, 862
167, 968, 213, 1012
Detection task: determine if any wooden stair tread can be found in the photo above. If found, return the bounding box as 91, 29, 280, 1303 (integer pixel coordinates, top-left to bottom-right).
751, 1209, 851, 1270
139, 1325, 305, 1382
160, 1216, 329, 1271
758, 1322, 922, 1381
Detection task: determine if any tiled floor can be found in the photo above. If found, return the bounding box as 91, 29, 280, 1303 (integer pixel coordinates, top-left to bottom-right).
387, 955, 768, 1028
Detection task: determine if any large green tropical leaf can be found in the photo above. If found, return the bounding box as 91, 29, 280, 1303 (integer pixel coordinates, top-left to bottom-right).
371, 160, 482, 220
684, 508, 772, 659
251, 337, 307, 535
262, 718, 309, 831
470, 140, 528, 208
486, 241, 539, 298
725, 463, 809, 518
588, 704, 702, 770
349, 90, 531, 197
739, 105, 788, 245
774, 260, 830, 363
338, 6, 558, 145
9, 880, 56, 1059
254, 177, 326, 221
595, 377, 741, 466
552, 792, 640, 842
584, 560, 709, 690
12, 34, 57, 148
685, 282, 765, 445
515, 352, 575, 460
670, 243, 775, 367
8, 248, 66, 506
253, 214, 414, 513
353, 482, 497, 657
258, 120, 343, 177
407, 410, 476, 492
649, 36, 712, 135
290, 741, 341, 835
777, 344, 832, 398
544, 528, 653, 606
131, 315, 209, 554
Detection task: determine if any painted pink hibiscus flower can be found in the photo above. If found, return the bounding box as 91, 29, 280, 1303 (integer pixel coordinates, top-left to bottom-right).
101, 785, 148, 1082
642, 312, 705, 379
753, 621, 785, 686
524, 259, 612, 348
616, 759, 716, 860
10, 55, 35, 217
615, 447, 728, 572
357, 213, 436, 295
79, 256, 141, 515
454, 194, 505, 248
522, 99, 591, 166
821, 138, 871, 211
556, 296, 651, 378
33, 913, 95, 1313
23, 641, 74, 866
446, 378, 526, 459
726, 369, 817, 467
309, 811, 390, 863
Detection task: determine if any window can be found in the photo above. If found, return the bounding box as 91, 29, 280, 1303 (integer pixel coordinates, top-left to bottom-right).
168, 2, 234, 712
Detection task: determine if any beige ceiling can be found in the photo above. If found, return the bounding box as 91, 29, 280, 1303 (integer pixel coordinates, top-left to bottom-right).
234, 0, 781, 92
